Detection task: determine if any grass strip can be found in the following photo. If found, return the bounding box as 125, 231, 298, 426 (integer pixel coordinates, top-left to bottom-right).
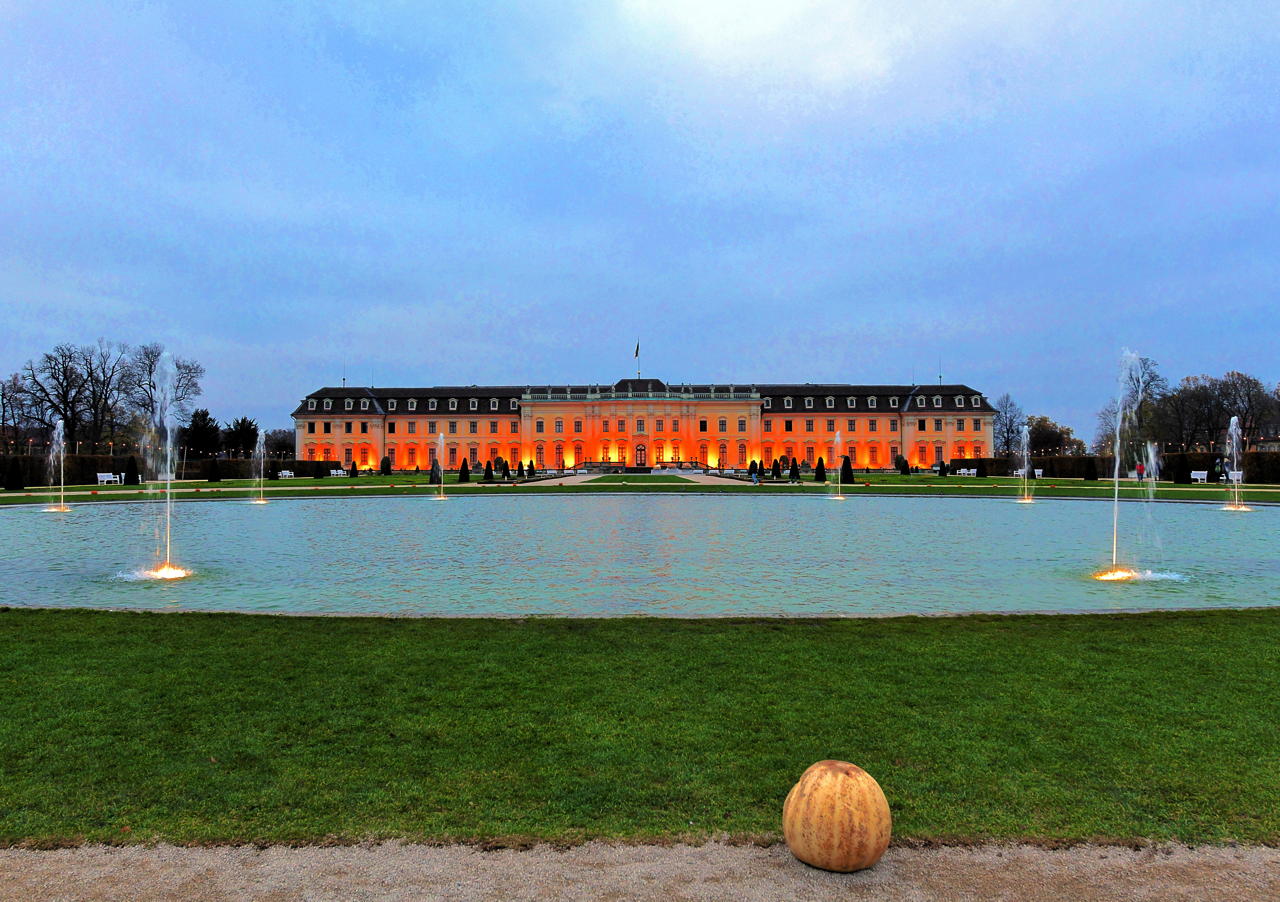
1, 609, 1277, 847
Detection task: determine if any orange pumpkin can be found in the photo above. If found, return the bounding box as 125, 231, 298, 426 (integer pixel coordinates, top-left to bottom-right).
782, 759, 891, 872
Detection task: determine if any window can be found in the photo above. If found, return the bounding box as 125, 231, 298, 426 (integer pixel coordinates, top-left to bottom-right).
918, 419, 927, 431
448, 447, 457, 466
535, 445, 544, 467
699, 419, 708, 433
718, 443, 727, 466
974, 443, 985, 457
408, 447, 417, 466
955, 396, 965, 408
737, 418, 746, 432
784, 419, 793, 433
738, 443, 747, 466
408, 421, 417, 435
510, 420, 520, 433
387, 422, 396, 434
574, 419, 583, 433
764, 420, 773, 433
449, 399, 457, 411
360, 422, 368, 434
804, 397, 813, 409
345, 399, 353, 410
617, 419, 625, 432
489, 420, 498, 434
826, 419, 835, 432
869, 420, 878, 432
847, 419, 855, 431
805, 419, 814, 433
344, 447, 353, 464
429, 398, 437, 411
345, 422, 353, 434
956, 419, 965, 431
636, 418, 645, 433
408, 399, 417, 411
323, 422, 331, 434
448, 421, 457, 434
934, 419, 943, 432
889, 420, 898, 432
655, 418, 664, 432
387, 448, 396, 466
555, 418, 564, 434
468, 421, 478, 434
784, 397, 793, 409
846, 396, 856, 408
671, 418, 679, 430
554, 445, 564, 469
602, 419, 609, 433
535, 419, 544, 433
717, 418, 727, 432
868, 397, 877, 408
763, 398, 772, 409
387, 400, 397, 411
972, 396, 981, 407
428, 420, 437, 433
307, 422, 315, 433
822, 397, 833, 409
933, 396, 942, 408
308, 399, 316, 410
869, 446, 879, 465
973, 419, 982, 431
915, 396, 925, 408
360, 399, 369, 410
490, 398, 498, 411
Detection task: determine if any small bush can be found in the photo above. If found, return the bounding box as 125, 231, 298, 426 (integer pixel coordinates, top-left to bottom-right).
814, 458, 826, 482
380, 456, 392, 476
526, 460, 536, 478
348, 462, 357, 478
517, 461, 525, 479
840, 456, 854, 484
788, 460, 800, 482
125, 456, 142, 485
483, 461, 494, 481
458, 460, 470, 483
771, 459, 782, 480
896, 456, 910, 476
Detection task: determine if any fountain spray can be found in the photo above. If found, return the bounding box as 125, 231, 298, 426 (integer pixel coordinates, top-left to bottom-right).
1096, 350, 1143, 581
1018, 423, 1034, 503
251, 431, 268, 504
434, 432, 446, 500
44, 419, 70, 513
1223, 416, 1250, 511
832, 430, 845, 499
145, 352, 187, 579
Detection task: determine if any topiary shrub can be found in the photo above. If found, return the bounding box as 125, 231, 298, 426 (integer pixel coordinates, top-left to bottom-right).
380, 455, 392, 476
3, 457, 24, 491
205, 457, 221, 483
484, 460, 494, 481
840, 456, 854, 484
348, 462, 357, 478
938, 461, 949, 477
789, 460, 800, 482
458, 459, 470, 483
896, 456, 910, 476
500, 460, 510, 480
516, 461, 525, 479
125, 456, 142, 485
772, 459, 782, 480
526, 460, 536, 478
748, 460, 758, 476
814, 458, 826, 482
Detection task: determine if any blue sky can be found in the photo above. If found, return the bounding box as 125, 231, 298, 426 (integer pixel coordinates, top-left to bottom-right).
2, 1, 1277, 433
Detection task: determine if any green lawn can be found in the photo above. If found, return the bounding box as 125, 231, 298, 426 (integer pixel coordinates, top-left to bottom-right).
587, 474, 693, 483
1, 609, 1277, 847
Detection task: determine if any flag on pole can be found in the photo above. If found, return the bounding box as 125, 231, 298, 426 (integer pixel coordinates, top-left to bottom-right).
634, 341, 640, 358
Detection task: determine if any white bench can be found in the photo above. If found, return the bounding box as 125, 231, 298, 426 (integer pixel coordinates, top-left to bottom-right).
1227, 470, 1243, 484
1012, 468, 1043, 478
96, 473, 122, 485
330, 469, 346, 477
279, 470, 294, 479
1191, 470, 1208, 484
956, 468, 976, 477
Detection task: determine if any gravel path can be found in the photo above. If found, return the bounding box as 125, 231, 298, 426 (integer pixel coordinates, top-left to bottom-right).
3, 842, 1276, 901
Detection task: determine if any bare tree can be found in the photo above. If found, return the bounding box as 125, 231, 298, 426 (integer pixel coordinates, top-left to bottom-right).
991, 393, 1024, 458
79, 339, 132, 453
1093, 399, 1118, 454
1216, 371, 1273, 443
19, 344, 87, 447
124, 343, 205, 427
0, 373, 35, 451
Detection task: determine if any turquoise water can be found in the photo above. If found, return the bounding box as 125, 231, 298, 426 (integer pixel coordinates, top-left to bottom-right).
1, 495, 1275, 616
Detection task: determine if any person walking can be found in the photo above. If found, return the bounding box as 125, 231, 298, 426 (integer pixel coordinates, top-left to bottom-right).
1136, 461, 1145, 481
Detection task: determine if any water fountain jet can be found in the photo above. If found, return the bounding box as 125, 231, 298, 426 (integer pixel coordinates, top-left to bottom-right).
1093, 349, 1144, 582
1221, 415, 1251, 512
42, 419, 71, 513
1015, 423, 1034, 503
250, 431, 269, 504
432, 432, 447, 500
141, 352, 190, 580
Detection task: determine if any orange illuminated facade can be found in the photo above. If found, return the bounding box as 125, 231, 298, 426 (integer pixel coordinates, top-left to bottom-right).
292, 379, 994, 471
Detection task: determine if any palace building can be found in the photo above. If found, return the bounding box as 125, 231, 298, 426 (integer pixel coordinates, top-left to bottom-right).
292, 379, 995, 471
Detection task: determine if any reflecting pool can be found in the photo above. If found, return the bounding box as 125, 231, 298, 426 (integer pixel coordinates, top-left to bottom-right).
2, 495, 1275, 616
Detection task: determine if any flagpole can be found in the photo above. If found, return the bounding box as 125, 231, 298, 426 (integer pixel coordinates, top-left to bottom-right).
635, 340, 640, 380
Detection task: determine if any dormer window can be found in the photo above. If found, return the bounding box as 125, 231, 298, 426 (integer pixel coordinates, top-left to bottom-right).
846, 397, 856, 408
784, 397, 793, 409
490, 399, 498, 411
804, 397, 813, 409
428, 398, 437, 411
387, 399, 397, 411
510, 399, 518, 410
955, 396, 965, 408
932, 395, 942, 408
449, 399, 457, 411
868, 397, 878, 409
916, 396, 925, 408
972, 395, 981, 407
469, 398, 478, 411
825, 397, 834, 409
345, 399, 353, 411
360, 399, 369, 410
323, 399, 332, 410
763, 398, 772, 409
889, 397, 898, 408
308, 399, 316, 410
408, 399, 417, 411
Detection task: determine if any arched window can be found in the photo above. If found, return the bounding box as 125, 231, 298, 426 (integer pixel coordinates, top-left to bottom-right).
932, 395, 942, 408
323, 399, 332, 410
360, 399, 369, 410
554, 444, 564, 469
738, 443, 747, 466
867, 397, 877, 408
574, 443, 583, 466
469, 398, 478, 411
345, 399, 353, 410
448, 399, 457, 411
916, 396, 926, 408
700, 443, 709, 464
408, 399, 417, 411
804, 397, 813, 409
387, 399, 396, 411
535, 445, 544, 467
825, 397, 834, 409
763, 398, 772, 409
429, 398, 437, 410
783, 397, 793, 409
308, 399, 316, 410
490, 398, 498, 411
955, 396, 965, 407
846, 396, 856, 408
972, 395, 981, 407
